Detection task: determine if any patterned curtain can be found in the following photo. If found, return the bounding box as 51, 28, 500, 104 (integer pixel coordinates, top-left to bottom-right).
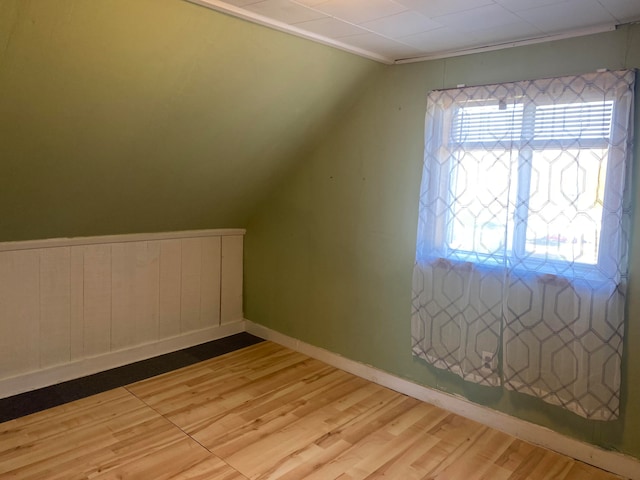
411, 70, 635, 420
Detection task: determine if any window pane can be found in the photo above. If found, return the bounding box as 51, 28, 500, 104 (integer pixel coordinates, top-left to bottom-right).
452, 103, 523, 144
525, 148, 607, 265
447, 149, 515, 259
533, 101, 614, 141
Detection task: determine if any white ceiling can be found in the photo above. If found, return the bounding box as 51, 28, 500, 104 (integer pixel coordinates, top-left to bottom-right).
188, 0, 640, 64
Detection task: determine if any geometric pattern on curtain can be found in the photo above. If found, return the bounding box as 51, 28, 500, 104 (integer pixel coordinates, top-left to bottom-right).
412, 70, 635, 420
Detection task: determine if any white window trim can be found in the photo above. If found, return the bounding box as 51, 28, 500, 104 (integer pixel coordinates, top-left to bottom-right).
423, 81, 632, 285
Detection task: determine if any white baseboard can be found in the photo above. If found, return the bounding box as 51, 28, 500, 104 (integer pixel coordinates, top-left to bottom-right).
0, 320, 245, 399
245, 320, 640, 480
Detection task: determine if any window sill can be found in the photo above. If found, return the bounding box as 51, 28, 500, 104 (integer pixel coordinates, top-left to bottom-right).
416, 254, 620, 290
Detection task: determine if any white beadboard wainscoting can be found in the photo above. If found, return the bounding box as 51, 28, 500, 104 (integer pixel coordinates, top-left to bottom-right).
0, 229, 244, 398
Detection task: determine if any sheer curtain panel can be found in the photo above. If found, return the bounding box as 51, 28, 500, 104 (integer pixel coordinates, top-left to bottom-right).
411, 70, 635, 420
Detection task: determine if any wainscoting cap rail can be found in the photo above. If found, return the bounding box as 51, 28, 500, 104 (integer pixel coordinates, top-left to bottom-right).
0, 229, 246, 252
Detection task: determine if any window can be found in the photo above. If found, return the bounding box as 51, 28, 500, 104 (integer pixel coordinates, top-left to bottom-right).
418, 77, 630, 281
412, 70, 635, 420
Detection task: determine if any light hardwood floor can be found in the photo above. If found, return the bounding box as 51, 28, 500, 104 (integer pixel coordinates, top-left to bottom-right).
0, 341, 624, 479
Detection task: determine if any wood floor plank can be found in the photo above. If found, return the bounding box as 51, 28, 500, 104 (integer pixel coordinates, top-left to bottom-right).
0, 388, 242, 479
90, 438, 248, 480
0, 388, 136, 453
0, 341, 625, 480
128, 342, 622, 480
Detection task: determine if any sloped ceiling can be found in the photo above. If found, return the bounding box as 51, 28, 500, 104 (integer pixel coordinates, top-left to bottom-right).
0, 0, 379, 241
190, 0, 640, 63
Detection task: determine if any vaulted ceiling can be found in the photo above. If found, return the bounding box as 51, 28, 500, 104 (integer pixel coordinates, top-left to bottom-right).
0, 0, 379, 241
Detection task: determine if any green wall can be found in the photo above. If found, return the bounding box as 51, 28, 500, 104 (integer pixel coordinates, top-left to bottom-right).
0, 0, 379, 241
245, 24, 640, 458
3, 0, 640, 461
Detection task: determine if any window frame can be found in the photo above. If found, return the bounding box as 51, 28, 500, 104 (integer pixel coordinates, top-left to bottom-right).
431, 92, 625, 283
